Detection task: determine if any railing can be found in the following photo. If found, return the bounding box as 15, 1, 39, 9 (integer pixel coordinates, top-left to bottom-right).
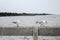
0, 26, 60, 40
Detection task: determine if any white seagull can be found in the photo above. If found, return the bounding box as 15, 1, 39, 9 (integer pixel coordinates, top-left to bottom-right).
12, 20, 20, 27
36, 20, 48, 26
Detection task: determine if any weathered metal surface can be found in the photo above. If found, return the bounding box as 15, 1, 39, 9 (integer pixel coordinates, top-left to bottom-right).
0, 27, 60, 36
0, 27, 33, 36
38, 28, 60, 36
33, 27, 38, 40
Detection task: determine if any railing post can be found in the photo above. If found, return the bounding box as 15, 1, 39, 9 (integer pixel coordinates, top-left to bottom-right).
33, 26, 38, 40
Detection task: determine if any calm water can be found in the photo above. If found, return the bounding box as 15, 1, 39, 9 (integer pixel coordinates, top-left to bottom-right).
0, 15, 60, 27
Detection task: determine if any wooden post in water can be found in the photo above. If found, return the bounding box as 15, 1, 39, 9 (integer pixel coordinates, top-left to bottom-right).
33, 26, 38, 40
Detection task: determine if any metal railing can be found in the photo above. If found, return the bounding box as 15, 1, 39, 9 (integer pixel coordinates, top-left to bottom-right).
0, 27, 60, 40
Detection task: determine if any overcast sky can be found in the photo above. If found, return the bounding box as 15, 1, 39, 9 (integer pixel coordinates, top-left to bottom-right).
0, 0, 60, 14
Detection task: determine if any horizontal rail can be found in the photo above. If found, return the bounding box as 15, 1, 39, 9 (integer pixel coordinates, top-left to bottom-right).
0, 27, 60, 36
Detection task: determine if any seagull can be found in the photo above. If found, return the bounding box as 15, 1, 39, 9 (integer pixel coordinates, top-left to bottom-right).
12, 20, 20, 27
36, 20, 48, 26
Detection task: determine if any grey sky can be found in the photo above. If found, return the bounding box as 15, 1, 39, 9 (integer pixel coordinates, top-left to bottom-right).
0, 0, 60, 14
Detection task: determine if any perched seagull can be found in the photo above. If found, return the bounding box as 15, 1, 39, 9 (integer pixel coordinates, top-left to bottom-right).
36, 20, 48, 25
12, 20, 20, 27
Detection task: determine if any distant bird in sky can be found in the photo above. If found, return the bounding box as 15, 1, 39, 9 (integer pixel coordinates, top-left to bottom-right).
12, 20, 20, 27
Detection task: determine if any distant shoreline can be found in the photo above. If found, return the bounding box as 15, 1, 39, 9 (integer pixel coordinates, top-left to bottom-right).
0, 12, 52, 17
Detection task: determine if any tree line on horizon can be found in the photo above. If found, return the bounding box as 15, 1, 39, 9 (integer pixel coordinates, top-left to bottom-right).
0, 12, 52, 16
